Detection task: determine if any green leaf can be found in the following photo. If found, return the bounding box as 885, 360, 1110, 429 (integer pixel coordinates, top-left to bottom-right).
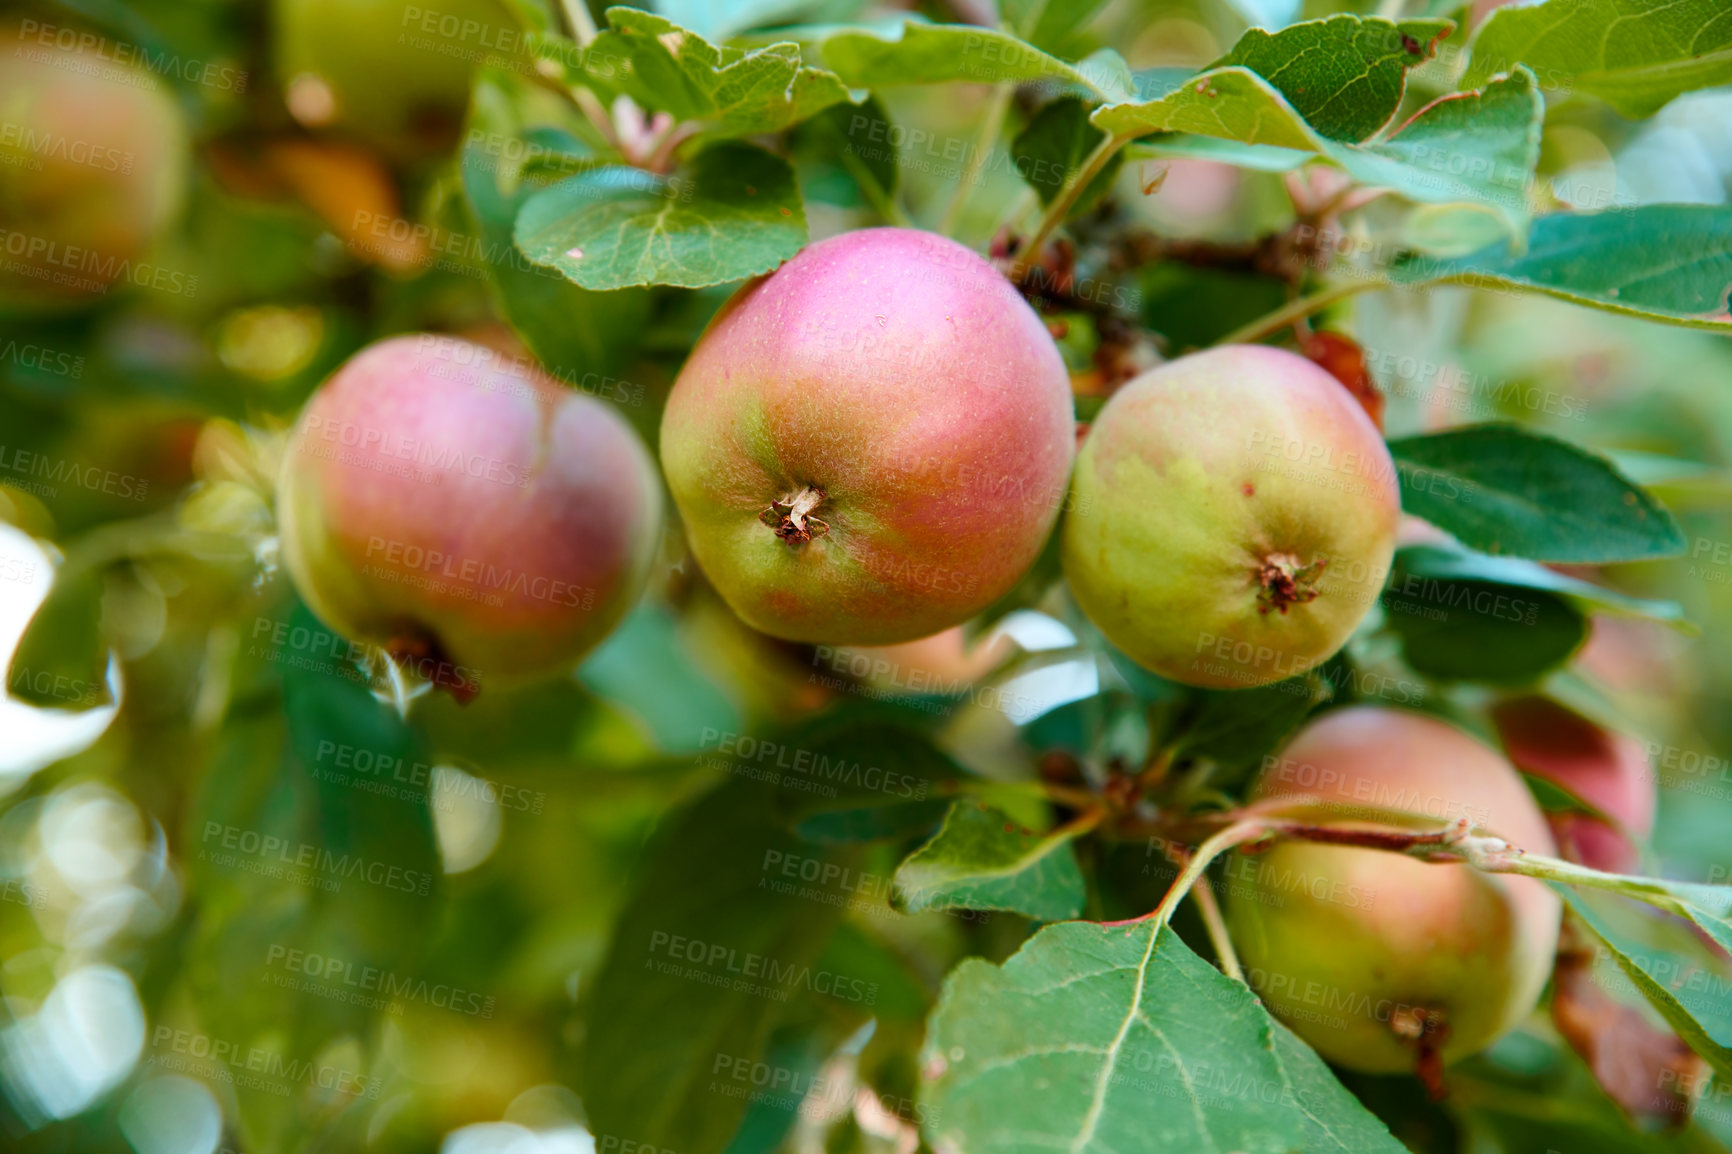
463, 69, 651, 382
1396, 544, 1690, 627
187, 602, 440, 1150
1384, 553, 1587, 684
584, 777, 864, 1154
1388, 424, 1687, 562
515, 142, 807, 290
1560, 888, 1732, 1084
1091, 67, 1325, 149
1160, 672, 1330, 786
584, 7, 851, 136
1393, 205, 1732, 331
1011, 97, 1124, 213
1129, 135, 1310, 172
788, 95, 901, 217
1464, 0, 1732, 119
1125, 68, 1542, 230
768, 717, 965, 843
921, 920, 1408, 1152
1003, 0, 1110, 51
1207, 14, 1453, 142
1328, 67, 1543, 231
891, 801, 1085, 921
654, 0, 860, 43
819, 19, 1131, 101
578, 604, 742, 754
6, 552, 110, 710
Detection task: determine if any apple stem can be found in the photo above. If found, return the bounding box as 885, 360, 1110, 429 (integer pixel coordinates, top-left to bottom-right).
1020, 132, 1132, 263
1212, 280, 1380, 348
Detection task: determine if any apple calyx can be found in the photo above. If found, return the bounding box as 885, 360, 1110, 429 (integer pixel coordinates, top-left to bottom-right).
1392, 1006, 1452, 1099
760, 485, 830, 545
387, 627, 478, 704
1255, 552, 1327, 615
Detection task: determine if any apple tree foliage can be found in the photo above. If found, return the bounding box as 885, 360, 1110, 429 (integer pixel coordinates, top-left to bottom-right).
5, 0, 1732, 1152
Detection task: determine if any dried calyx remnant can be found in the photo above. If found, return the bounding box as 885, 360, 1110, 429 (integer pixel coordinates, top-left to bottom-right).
1392, 1006, 1451, 1100
1256, 552, 1327, 614
761, 485, 829, 544
387, 625, 478, 704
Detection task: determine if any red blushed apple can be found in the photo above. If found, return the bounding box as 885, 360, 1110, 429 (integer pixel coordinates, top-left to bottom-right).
660, 227, 1075, 645
1227, 706, 1561, 1074
1492, 695, 1657, 873
277, 335, 661, 689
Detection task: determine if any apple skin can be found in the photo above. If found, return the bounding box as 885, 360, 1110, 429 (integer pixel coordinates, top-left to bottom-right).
272, 0, 519, 159
1226, 706, 1561, 1074
1492, 695, 1656, 873
1062, 345, 1399, 689
660, 227, 1075, 646
277, 336, 661, 686
0, 28, 188, 310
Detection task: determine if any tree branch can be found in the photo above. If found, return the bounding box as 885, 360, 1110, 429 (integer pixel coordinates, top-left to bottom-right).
1021, 133, 1129, 261
1210, 280, 1381, 347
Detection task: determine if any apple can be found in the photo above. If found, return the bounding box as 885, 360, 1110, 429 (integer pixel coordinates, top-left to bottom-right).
1492, 694, 1656, 873
272, 0, 522, 161
0, 25, 189, 310
660, 227, 1075, 645
277, 335, 661, 692
1062, 345, 1400, 688
1226, 705, 1561, 1073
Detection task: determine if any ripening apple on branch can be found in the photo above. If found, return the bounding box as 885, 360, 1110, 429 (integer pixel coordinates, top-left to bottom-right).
1063, 345, 1401, 688
1226, 706, 1562, 1076
660, 227, 1076, 646
275, 335, 661, 696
